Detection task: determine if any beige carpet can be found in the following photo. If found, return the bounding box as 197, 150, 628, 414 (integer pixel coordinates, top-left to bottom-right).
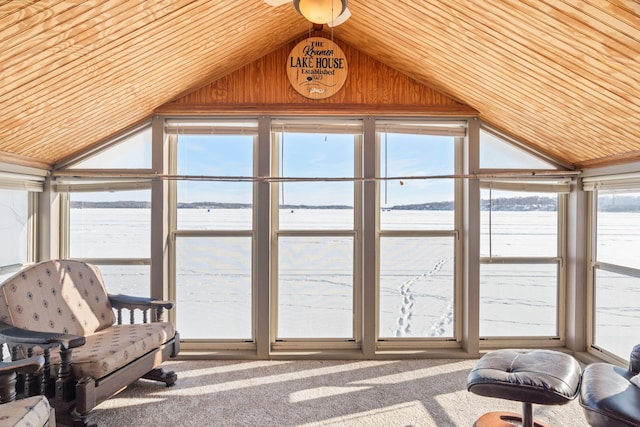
88, 359, 589, 427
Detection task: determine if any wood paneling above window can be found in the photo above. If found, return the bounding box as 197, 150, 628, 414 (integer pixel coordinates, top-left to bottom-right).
157, 34, 477, 117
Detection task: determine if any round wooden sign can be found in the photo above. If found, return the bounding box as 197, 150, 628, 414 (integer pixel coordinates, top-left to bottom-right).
286, 37, 348, 99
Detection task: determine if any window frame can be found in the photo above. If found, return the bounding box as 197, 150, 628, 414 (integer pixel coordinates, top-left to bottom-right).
57, 185, 153, 301
585, 183, 640, 363
269, 120, 363, 351
55, 124, 155, 296
374, 123, 464, 349
0, 166, 45, 280
167, 119, 259, 350
477, 181, 568, 347
0, 189, 39, 278
48, 115, 585, 358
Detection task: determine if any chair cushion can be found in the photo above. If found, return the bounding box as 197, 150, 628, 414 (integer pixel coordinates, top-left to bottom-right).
48, 322, 176, 379
0, 395, 51, 427
579, 363, 640, 427
467, 349, 582, 405
0, 260, 115, 336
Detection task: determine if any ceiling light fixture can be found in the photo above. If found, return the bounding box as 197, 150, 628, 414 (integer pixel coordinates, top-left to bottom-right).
293, 0, 348, 25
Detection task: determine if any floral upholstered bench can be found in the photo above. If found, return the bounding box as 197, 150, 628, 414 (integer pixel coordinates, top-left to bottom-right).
0, 260, 180, 427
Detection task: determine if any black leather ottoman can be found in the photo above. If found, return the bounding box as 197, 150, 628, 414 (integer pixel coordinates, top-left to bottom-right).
579, 344, 640, 427
467, 349, 582, 427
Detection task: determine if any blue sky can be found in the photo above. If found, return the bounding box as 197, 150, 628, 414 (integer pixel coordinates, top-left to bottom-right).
177, 132, 456, 206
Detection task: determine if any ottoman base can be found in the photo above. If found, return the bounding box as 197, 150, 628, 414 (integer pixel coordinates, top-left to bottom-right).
475, 406, 550, 427
467, 349, 581, 427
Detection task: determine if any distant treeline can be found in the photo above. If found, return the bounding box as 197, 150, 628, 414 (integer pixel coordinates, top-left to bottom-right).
72, 201, 151, 209
70, 196, 640, 212
71, 201, 352, 209
597, 195, 640, 212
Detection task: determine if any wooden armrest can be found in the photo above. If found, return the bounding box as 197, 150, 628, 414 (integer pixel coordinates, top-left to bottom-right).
0, 325, 85, 350
108, 293, 175, 310
0, 355, 44, 375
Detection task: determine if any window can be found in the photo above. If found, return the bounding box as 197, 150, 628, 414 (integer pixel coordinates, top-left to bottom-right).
57, 124, 153, 297
170, 120, 257, 340
480, 128, 559, 170
479, 187, 564, 338
376, 123, 463, 340
0, 170, 43, 281
155, 117, 575, 356
590, 190, 640, 359
175, 236, 252, 339
272, 121, 361, 342
67, 126, 152, 170
66, 189, 151, 297
477, 127, 566, 341
379, 236, 455, 338
175, 132, 253, 230
379, 129, 456, 230
277, 235, 354, 338
0, 189, 32, 281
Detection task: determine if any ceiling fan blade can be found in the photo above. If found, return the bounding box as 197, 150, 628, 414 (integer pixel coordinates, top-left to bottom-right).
327, 6, 351, 27
263, 0, 291, 6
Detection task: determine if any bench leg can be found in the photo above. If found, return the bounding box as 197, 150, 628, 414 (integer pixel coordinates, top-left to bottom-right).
142, 367, 177, 386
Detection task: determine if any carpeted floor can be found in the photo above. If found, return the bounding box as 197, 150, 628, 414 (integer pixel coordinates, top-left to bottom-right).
88, 359, 589, 426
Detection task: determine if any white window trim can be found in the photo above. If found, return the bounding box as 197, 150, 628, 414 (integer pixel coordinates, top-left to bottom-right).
374, 126, 464, 348
585, 183, 640, 363
168, 122, 259, 349
269, 122, 364, 349
58, 190, 152, 267
0, 187, 40, 273
478, 185, 567, 346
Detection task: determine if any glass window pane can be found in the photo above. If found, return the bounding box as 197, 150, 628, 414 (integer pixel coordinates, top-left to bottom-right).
177, 134, 253, 177
380, 209, 453, 231
480, 190, 558, 257
0, 189, 29, 266
69, 191, 150, 258
177, 134, 253, 230
177, 188, 253, 230
480, 263, 558, 337
379, 237, 455, 338
279, 204, 353, 230
176, 237, 252, 339
480, 129, 557, 169
379, 133, 455, 230
597, 193, 640, 269
97, 265, 150, 297
71, 127, 152, 169
278, 236, 353, 339
278, 132, 354, 230
593, 269, 640, 359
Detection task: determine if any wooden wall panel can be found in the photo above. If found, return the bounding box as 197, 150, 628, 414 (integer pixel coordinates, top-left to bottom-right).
158, 33, 477, 117
335, 0, 640, 168
1, 1, 638, 168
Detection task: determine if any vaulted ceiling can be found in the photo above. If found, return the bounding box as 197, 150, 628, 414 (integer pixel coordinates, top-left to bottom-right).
1, 1, 638, 170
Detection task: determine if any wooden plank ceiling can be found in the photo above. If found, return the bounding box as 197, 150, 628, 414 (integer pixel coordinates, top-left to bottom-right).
0, 0, 638, 170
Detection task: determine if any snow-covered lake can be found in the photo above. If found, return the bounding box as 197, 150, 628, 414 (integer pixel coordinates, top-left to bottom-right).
32, 208, 640, 358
